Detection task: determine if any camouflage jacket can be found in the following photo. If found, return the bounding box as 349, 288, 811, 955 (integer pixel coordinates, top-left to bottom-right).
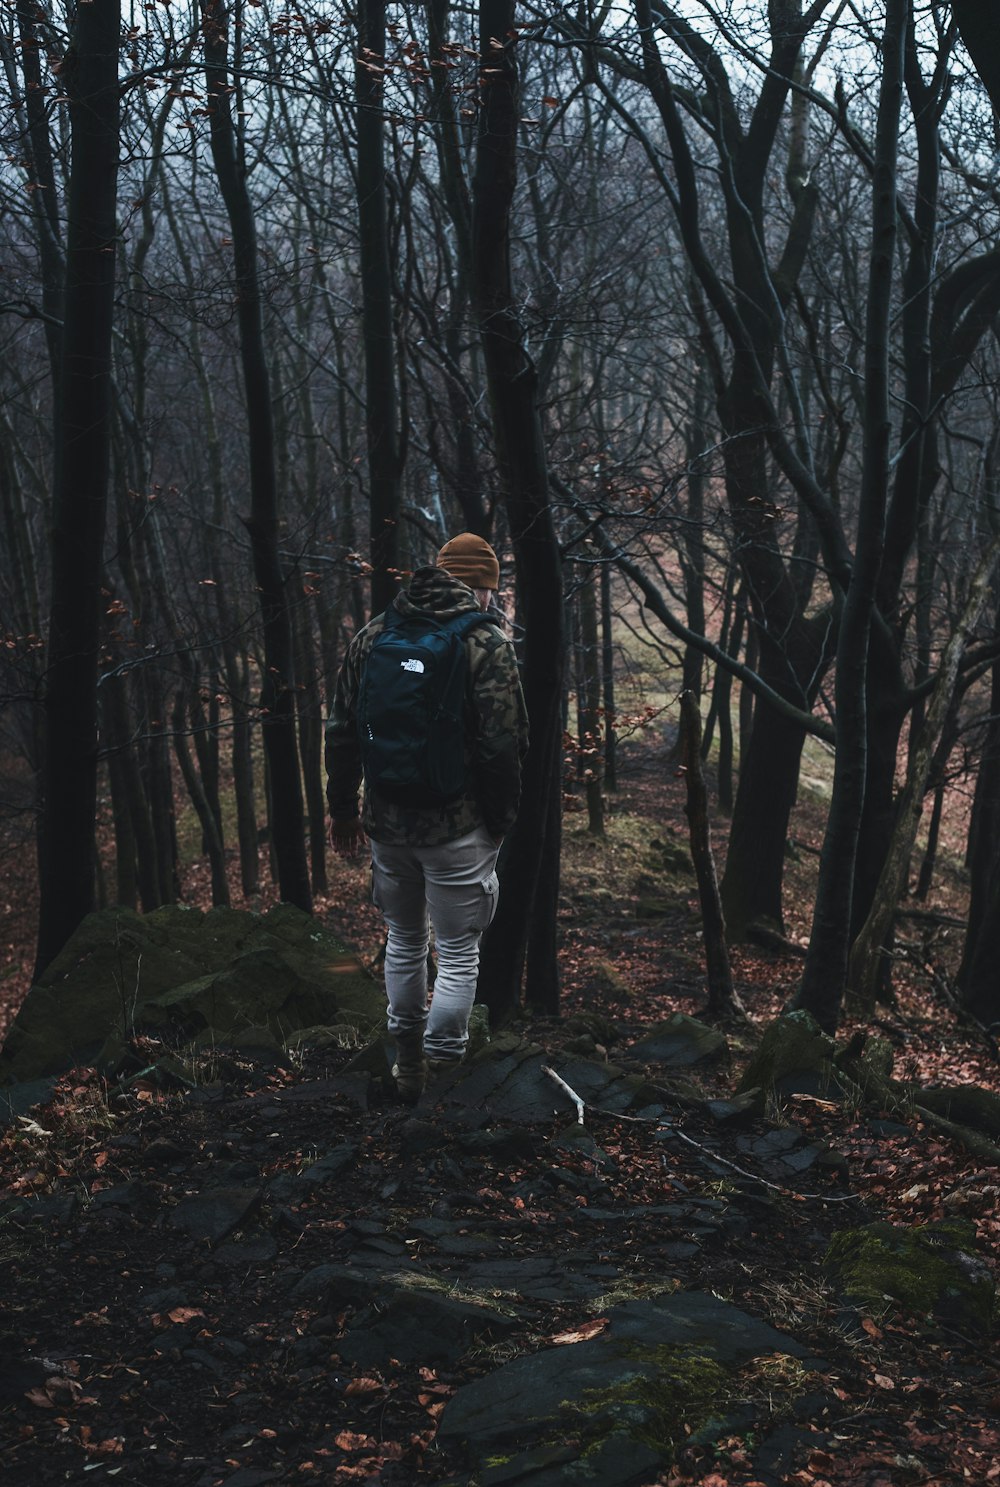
325, 567, 529, 846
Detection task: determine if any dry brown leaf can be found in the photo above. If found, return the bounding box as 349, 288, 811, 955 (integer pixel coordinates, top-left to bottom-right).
547, 1317, 609, 1346
333, 1430, 377, 1451
167, 1307, 205, 1324
344, 1376, 383, 1397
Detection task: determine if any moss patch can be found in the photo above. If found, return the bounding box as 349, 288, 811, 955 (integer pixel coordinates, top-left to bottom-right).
737, 1010, 839, 1105
825, 1220, 995, 1336
561, 1343, 732, 1459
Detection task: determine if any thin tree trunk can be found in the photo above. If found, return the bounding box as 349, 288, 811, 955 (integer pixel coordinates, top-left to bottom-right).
202, 0, 310, 912
35, 0, 120, 975
849, 535, 1000, 1010
356, 0, 403, 614
679, 690, 742, 1019
794, 0, 907, 1030
102, 669, 161, 912
472, 0, 564, 1022
600, 559, 617, 793
172, 692, 231, 907
578, 562, 605, 835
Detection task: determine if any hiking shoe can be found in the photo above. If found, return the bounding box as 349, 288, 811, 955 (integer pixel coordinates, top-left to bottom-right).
426, 1055, 464, 1087
392, 1033, 426, 1104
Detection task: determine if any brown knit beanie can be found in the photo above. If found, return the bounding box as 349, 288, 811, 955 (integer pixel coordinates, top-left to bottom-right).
436, 532, 500, 590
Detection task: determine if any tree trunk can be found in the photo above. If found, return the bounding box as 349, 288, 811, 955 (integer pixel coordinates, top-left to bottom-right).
356, 0, 403, 615
171, 692, 231, 907
472, 0, 564, 1022
600, 559, 617, 793
794, 0, 907, 1031
293, 600, 329, 897
102, 668, 161, 912
578, 562, 605, 836
202, 0, 311, 912
959, 635, 1000, 982
849, 536, 1000, 1010
34, 0, 120, 976
679, 691, 742, 1019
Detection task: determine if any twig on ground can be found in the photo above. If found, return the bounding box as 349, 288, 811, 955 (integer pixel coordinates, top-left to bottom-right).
542, 1062, 860, 1203
541, 1065, 585, 1123
656, 1121, 860, 1204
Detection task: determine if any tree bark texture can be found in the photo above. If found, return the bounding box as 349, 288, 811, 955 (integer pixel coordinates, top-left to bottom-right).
472, 0, 564, 1023
795, 0, 907, 1031
577, 563, 605, 836
357, 0, 404, 614
679, 691, 741, 1018
849, 535, 1000, 1010
202, 0, 311, 912
600, 559, 617, 792
34, 0, 120, 976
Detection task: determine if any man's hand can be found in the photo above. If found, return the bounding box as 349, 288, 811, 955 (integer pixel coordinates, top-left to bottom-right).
329, 818, 367, 860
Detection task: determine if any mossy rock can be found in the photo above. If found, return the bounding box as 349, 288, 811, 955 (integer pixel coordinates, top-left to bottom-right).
737, 1010, 841, 1105
440, 1290, 817, 1483
628, 1013, 728, 1069
562, 1010, 622, 1046
649, 836, 694, 875
824, 1220, 995, 1336
0, 905, 381, 1084
565, 1343, 732, 1457
584, 959, 634, 998
635, 897, 673, 922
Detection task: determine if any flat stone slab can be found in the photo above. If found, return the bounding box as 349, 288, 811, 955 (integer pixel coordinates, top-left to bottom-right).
339, 1281, 517, 1367
439, 1290, 821, 1484
626, 1014, 728, 1068
431, 1038, 654, 1125
168, 1187, 262, 1245
0, 1077, 60, 1127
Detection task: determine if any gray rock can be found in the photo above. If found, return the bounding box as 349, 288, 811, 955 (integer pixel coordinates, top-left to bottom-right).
737, 1011, 843, 1104
339, 1282, 516, 1367
627, 1014, 728, 1068
213, 1236, 278, 1267
295, 1143, 358, 1190
439, 1290, 819, 1481
0, 904, 383, 1086
91, 1180, 152, 1211
434, 1037, 656, 1125
290, 1263, 382, 1310
168, 1187, 262, 1245
0, 1078, 59, 1126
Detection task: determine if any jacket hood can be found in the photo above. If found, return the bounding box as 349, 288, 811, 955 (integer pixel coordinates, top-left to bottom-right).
395, 565, 480, 620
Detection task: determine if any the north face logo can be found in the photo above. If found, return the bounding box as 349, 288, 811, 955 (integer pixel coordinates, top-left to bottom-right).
400, 658, 425, 673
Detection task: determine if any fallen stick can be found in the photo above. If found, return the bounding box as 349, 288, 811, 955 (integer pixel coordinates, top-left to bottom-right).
541, 1065, 585, 1124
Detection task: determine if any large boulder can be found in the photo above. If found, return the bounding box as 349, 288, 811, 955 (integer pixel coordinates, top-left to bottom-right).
737, 1010, 841, 1105
824, 1219, 995, 1337
0, 904, 384, 1085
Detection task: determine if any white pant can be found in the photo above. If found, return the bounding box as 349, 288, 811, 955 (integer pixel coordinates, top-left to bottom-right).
370, 826, 500, 1060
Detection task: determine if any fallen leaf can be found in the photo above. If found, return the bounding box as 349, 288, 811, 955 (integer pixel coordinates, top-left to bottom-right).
334, 1430, 377, 1451
547, 1317, 609, 1346
344, 1376, 383, 1397
24, 1388, 55, 1410
873, 1373, 896, 1390
167, 1307, 205, 1324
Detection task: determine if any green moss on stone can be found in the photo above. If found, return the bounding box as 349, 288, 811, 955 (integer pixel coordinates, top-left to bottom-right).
825, 1220, 995, 1334
561, 1343, 732, 1459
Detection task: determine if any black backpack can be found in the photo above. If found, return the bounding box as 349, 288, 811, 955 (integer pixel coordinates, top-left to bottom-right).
357, 606, 488, 804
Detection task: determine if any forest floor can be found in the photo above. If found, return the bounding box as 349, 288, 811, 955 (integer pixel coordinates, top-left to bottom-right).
1, 736, 999, 1486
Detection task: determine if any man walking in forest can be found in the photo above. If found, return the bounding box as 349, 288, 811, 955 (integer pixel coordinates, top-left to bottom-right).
326, 534, 528, 1102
